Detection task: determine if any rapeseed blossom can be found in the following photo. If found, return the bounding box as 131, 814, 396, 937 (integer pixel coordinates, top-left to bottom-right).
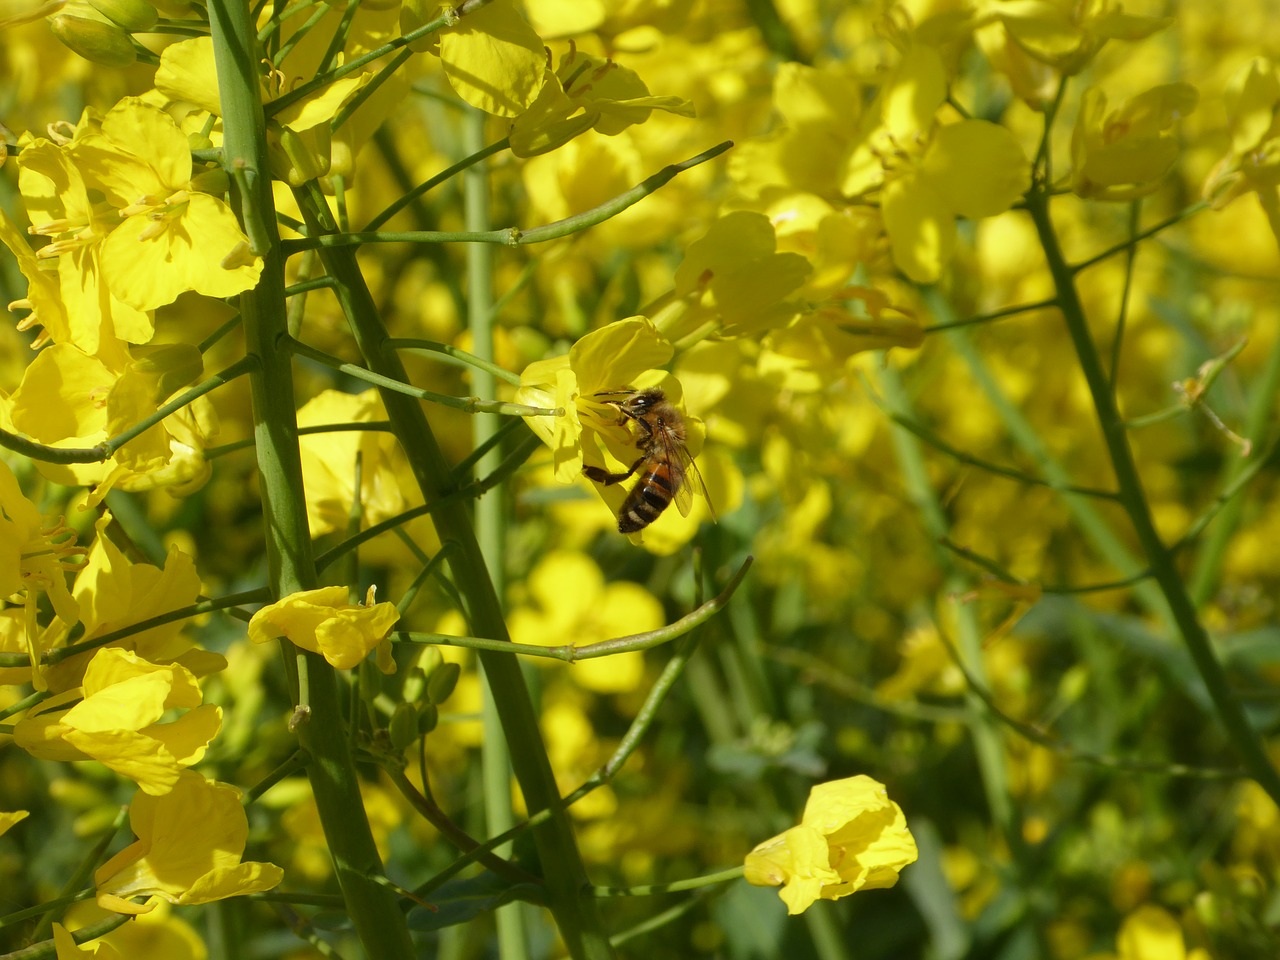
1204, 56, 1280, 245
1071, 84, 1198, 200
33, 512, 216, 693
510, 47, 694, 157
249, 585, 400, 672
13, 647, 222, 795
94, 772, 284, 915
841, 45, 1030, 283
745, 775, 918, 915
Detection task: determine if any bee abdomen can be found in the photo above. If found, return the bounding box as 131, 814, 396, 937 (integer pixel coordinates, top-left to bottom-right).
617, 469, 674, 532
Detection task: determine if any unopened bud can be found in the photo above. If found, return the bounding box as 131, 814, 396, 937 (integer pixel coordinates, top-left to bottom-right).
426, 661, 460, 705
388, 702, 419, 751
417, 702, 439, 735
49, 12, 136, 66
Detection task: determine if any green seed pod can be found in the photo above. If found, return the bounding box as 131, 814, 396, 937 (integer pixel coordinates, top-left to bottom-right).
49, 12, 137, 67
426, 661, 461, 705
86, 0, 157, 32
388, 702, 419, 752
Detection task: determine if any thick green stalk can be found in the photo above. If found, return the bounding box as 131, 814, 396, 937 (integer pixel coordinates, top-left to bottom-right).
464, 107, 528, 958
292, 184, 616, 960
1026, 191, 1280, 804
206, 3, 415, 957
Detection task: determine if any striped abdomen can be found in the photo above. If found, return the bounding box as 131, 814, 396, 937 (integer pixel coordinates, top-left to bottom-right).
617, 461, 680, 532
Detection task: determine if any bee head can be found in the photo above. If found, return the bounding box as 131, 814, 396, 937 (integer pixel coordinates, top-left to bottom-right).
622, 388, 665, 414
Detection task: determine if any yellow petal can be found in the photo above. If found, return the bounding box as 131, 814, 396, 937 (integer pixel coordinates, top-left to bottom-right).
920, 120, 1030, 219
154, 37, 223, 116
882, 174, 953, 284
567, 315, 674, 394
438, 0, 546, 117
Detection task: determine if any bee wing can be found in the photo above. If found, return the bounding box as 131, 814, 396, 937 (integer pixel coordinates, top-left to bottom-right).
686, 454, 716, 522
660, 429, 714, 520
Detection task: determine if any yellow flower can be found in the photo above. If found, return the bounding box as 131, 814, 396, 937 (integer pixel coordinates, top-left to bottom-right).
1071, 84, 1198, 201
0, 207, 71, 350
841, 45, 1030, 284
78, 96, 262, 311
669, 211, 811, 340
0, 457, 82, 686
762, 286, 923, 381
976, 0, 1171, 77
94, 772, 284, 915
510, 47, 694, 157
61, 900, 207, 959
1115, 904, 1208, 960
296, 389, 412, 537
248, 585, 400, 671
36, 512, 218, 694
744, 775, 918, 915
1204, 57, 1280, 247
515, 315, 675, 485
14, 130, 142, 358
436, 0, 545, 117
13, 647, 223, 795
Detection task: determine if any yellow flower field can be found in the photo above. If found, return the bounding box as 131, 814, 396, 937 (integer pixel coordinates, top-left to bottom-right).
3, 1, 1280, 957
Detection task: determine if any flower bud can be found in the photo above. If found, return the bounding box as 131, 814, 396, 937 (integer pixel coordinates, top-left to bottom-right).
49, 12, 136, 67
426, 661, 460, 705
417, 703, 439, 736
85, 0, 155, 31
388, 702, 419, 751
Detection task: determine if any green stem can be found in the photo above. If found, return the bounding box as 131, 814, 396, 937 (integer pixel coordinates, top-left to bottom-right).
288, 338, 556, 415
291, 182, 616, 960
265, 9, 457, 117
364, 137, 510, 231
589, 866, 744, 897
393, 555, 752, 661
284, 141, 733, 254
386, 337, 521, 385
921, 296, 1058, 334
464, 106, 529, 960
1027, 190, 1280, 804
878, 366, 1020, 851
207, 2, 416, 956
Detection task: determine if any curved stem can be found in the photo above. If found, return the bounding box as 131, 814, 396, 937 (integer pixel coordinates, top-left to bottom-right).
283, 141, 733, 254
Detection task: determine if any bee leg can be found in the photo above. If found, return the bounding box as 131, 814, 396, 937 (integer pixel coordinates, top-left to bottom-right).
583, 457, 644, 486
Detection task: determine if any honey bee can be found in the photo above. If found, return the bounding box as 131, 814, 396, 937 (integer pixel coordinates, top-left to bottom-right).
582, 388, 714, 533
